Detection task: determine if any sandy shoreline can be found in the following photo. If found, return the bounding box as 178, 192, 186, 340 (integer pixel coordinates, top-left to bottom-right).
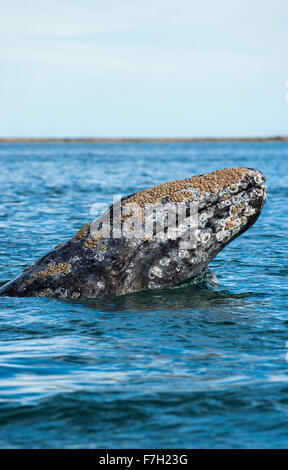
0, 136, 287, 143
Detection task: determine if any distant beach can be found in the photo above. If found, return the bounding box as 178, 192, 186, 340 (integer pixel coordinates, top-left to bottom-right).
0, 136, 288, 143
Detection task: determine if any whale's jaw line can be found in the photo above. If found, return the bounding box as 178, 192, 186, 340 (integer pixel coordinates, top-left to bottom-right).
0, 168, 268, 299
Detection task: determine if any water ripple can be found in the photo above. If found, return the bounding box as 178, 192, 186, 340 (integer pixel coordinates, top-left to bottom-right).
0, 142, 288, 448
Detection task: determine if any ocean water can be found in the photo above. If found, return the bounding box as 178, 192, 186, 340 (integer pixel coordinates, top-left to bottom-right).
0, 142, 287, 449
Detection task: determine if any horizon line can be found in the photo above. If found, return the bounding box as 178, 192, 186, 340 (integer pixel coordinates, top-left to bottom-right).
0, 136, 288, 143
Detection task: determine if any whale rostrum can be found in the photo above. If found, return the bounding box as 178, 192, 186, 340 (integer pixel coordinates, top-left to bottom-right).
0, 168, 267, 299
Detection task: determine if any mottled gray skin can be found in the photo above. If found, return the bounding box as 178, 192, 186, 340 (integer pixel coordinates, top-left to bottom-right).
0, 168, 267, 299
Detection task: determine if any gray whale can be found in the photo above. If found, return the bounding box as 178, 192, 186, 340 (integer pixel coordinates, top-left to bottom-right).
0, 167, 267, 299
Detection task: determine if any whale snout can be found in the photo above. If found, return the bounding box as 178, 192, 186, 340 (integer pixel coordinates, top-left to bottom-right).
246, 167, 266, 186
196, 168, 267, 250
118, 167, 268, 295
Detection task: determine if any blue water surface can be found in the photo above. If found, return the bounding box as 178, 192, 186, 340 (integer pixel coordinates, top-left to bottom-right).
0, 142, 287, 449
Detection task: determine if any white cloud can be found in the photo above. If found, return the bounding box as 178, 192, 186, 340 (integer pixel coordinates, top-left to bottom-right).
0, 0, 286, 76
1, 0, 287, 63
0, 0, 177, 38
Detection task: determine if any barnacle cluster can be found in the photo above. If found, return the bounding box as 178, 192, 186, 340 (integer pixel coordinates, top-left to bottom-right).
123, 168, 247, 208
32, 262, 71, 278
54, 243, 64, 249
73, 223, 91, 242
225, 203, 245, 231
72, 168, 250, 249
37, 289, 51, 297
84, 236, 103, 249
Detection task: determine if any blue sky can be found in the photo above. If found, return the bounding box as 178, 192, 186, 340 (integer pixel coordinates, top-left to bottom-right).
0, 0, 287, 137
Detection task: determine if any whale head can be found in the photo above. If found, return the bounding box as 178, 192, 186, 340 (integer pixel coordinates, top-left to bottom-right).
107, 167, 268, 295
0, 167, 267, 299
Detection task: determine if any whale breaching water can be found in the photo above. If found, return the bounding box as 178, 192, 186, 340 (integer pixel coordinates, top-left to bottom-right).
0, 168, 267, 299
